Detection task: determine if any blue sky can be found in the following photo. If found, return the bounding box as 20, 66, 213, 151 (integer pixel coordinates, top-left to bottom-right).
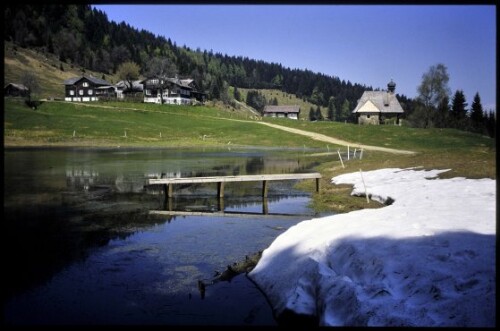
94, 4, 496, 111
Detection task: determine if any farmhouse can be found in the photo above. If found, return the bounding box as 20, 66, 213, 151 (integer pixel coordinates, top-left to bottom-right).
4, 83, 29, 97
63, 76, 115, 102
352, 80, 404, 125
141, 76, 206, 105
263, 105, 300, 120
115, 80, 143, 99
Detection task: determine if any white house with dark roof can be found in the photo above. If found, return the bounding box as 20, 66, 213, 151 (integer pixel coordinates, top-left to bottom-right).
63, 76, 114, 102
263, 105, 300, 120
140, 76, 206, 105
352, 80, 404, 125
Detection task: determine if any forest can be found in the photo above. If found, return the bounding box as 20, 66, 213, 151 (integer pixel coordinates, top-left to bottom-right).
4, 4, 495, 136
3, 5, 373, 115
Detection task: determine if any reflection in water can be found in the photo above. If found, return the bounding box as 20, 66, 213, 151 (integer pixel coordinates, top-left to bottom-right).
4, 147, 332, 325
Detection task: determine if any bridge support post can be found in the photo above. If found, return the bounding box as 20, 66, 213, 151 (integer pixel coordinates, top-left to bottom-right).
217, 182, 225, 198
218, 196, 225, 211
316, 178, 320, 192
262, 180, 268, 198
164, 184, 173, 198
262, 197, 269, 214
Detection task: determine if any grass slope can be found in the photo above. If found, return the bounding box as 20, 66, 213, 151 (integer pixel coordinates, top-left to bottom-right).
3, 99, 332, 148
4, 41, 120, 99
237, 87, 329, 120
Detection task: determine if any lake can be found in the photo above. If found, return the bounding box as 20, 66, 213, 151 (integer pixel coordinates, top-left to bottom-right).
3, 147, 333, 326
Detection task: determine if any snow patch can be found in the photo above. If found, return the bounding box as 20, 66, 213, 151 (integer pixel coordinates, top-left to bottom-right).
249, 168, 496, 326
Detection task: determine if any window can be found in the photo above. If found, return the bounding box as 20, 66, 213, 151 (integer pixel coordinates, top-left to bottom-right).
88, 89, 93, 95
79, 90, 84, 96
69, 90, 75, 96
82, 82, 89, 87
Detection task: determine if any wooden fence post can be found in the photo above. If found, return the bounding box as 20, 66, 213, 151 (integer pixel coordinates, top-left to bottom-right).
337, 150, 345, 168
359, 169, 369, 204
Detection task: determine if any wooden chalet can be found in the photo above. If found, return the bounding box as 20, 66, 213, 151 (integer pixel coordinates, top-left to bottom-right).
4, 83, 29, 97
63, 76, 115, 102
140, 76, 206, 105
263, 105, 300, 120
115, 80, 144, 99
352, 80, 404, 125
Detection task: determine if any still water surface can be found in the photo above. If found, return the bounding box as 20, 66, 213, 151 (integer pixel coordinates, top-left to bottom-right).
4, 147, 332, 325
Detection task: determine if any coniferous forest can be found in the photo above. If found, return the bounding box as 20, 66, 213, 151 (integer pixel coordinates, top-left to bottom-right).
4, 4, 495, 136
3, 4, 371, 115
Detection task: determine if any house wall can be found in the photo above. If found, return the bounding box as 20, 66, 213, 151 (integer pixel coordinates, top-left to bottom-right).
143, 86, 191, 105
357, 113, 380, 125
65, 78, 100, 102
263, 112, 299, 119
65, 96, 99, 102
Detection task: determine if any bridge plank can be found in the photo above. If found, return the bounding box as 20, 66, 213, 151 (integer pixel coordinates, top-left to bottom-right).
148, 173, 321, 185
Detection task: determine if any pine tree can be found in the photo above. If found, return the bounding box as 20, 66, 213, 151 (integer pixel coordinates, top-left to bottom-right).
435, 96, 450, 128
340, 99, 351, 122
484, 111, 496, 138
315, 105, 323, 121
451, 90, 468, 129
327, 96, 336, 121
233, 86, 241, 101
469, 92, 484, 133
309, 107, 316, 121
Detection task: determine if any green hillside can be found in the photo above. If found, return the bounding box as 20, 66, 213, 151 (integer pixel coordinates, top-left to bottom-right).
3, 98, 327, 148
236, 88, 329, 120
4, 41, 120, 99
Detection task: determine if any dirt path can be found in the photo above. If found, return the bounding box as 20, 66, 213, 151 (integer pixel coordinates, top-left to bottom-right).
257, 122, 416, 154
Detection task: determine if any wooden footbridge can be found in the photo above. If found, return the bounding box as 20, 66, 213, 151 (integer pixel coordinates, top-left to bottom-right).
146, 172, 322, 198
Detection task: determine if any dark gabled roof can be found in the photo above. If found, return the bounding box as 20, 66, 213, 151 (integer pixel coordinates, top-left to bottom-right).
140, 76, 193, 90
165, 77, 193, 89
63, 76, 112, 86
263, 105, 300, 114
4, 83, 29, 91
352, 91, 404, 114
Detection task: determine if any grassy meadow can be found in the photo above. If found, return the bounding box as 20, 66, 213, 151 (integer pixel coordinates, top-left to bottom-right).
4, 98, 328, 148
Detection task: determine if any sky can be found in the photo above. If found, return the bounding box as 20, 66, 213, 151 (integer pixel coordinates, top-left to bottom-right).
249, 167, 495, 326
94, 4, 496, 112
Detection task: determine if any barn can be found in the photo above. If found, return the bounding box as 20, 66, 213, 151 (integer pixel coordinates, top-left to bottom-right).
263, 105, 300, 120
4, 83, 29, 97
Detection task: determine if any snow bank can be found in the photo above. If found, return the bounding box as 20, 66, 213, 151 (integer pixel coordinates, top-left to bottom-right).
249, 168, 496, 326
